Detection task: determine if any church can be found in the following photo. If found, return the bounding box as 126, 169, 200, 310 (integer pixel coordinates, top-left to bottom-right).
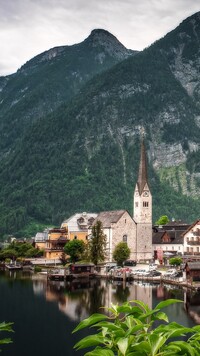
92, 138, 153, 262
34, 138, 153, 262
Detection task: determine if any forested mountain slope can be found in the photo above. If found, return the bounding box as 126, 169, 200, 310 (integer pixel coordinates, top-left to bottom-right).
0, 14, 200, 237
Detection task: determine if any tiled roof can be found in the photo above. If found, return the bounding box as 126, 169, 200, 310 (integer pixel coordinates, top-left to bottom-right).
93, 210, 127, 228
186, 262, 200, 270
152, 230, 184, 244
182, 220, 200, 237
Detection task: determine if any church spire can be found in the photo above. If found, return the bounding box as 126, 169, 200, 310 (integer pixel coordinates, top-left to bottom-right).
137, 137, 148, 195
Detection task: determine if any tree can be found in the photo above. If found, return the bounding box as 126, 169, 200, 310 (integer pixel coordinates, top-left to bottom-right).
73, 299, 200, 355
169, 257, 182, 266
113, 242, 130, 266
155, 215, 169, 225
89, 221, 107, 265
64, 239, 85, 263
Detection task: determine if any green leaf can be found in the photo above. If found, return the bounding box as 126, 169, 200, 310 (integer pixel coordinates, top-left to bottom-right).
0, 322, 14, 332
154, 311, 168, 322
129, 340, 151, 355
117, 337, 128, 355
74, 334, 105, 350
117, 305, 143, 316
84, 348, 115, 356
0, 338, 12, 345
167, 340, 197, 356
125, 324, 147, 337
129, 300, 150, 313
148, 334, 166, 356
73, 313, 108, 333
95, 322, 122, 332
155, 299, 182, 311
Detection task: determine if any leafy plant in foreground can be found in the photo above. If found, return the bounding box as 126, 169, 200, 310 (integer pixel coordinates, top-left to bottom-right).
73, 299, 200, 355
0, 322, 13, 348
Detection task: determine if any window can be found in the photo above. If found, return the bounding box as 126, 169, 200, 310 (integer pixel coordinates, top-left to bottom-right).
135, 202, 138, 207
74, 235, 77, 240
143, 201, 149, 207
123, 234, 127, 243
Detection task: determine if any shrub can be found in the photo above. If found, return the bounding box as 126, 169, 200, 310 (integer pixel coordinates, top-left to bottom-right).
73, 299, 200, 355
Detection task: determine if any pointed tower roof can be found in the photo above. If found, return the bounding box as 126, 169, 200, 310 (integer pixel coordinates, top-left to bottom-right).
136, 138, 148, 195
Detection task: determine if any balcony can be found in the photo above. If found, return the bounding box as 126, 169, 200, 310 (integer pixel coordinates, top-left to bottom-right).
187, 238, 200, 245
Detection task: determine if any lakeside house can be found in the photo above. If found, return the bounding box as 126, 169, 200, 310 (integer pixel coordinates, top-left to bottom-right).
61, 212, 97, 242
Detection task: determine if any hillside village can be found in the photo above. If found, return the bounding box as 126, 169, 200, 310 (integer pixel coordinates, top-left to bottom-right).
32, 139, 200, 265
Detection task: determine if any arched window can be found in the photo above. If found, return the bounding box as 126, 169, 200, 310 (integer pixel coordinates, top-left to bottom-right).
123, 234, 127, 243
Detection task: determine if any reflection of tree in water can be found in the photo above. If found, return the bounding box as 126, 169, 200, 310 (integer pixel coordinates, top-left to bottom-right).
87, 279, 107, 314
114, 283, 130, 303
74, 279, 107, 318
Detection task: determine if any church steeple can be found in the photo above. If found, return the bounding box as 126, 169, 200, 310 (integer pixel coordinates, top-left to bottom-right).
133, 136, 152, 224
133, 135, 152, 261
136, 138, 148, 195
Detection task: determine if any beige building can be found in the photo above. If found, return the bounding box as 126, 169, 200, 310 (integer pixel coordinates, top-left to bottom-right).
92, 210, 137, 262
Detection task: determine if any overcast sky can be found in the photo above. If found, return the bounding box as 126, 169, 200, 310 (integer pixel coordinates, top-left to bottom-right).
0, 0, 200, 76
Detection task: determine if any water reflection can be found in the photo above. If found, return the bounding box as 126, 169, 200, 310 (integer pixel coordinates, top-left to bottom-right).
1, 272, 200, 356
31, 278, 154, 322
184, 289, 200, 324
31, 277, 200, 328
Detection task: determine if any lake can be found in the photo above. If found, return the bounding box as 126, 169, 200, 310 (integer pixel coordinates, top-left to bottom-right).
0, 270, 199, 355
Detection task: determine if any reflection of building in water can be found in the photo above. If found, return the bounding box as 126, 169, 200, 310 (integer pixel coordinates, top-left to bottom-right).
33, 279, 154, 321
184, 289, 200, 324
32, 279, 47, 296
101, 281, 152, 310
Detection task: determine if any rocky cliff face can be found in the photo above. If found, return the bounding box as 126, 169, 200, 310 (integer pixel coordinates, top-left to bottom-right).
144, 12, 200, 197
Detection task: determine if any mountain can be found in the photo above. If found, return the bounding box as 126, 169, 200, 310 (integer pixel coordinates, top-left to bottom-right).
0, 15, 200, 238
0, 29, 135, 154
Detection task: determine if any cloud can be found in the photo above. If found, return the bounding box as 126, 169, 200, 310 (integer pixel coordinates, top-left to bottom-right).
0, 0, 199, 75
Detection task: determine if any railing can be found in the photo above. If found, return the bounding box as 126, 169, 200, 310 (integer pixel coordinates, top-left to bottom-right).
187, 240, 200, 245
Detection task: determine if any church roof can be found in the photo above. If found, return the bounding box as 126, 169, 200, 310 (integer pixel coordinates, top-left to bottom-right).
136, 138, 148, 195
93, 210, 127, 228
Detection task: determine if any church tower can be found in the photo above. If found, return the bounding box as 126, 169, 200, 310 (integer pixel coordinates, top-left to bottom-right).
133, 137, 152, 261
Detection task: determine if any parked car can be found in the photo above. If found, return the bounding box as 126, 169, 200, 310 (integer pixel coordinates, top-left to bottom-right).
105, 262, 117, 272
173, 271, 183, 278
163, 269, 177, 278
134, 269, 147, 275
149, 263, 157, 271
149, 270, 162, 277
123, 260, 137, 267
